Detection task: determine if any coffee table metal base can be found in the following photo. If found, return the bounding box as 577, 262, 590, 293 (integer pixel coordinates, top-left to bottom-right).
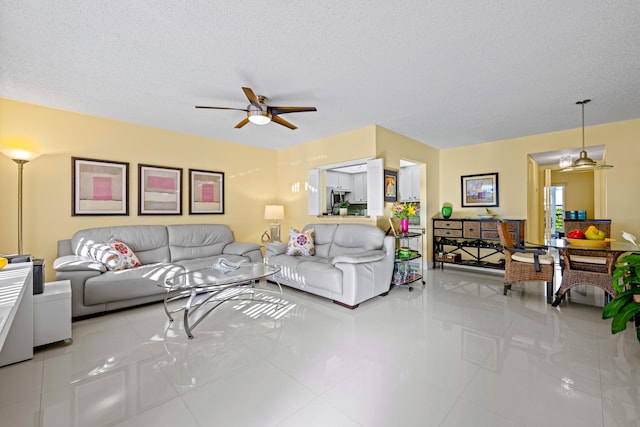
182, 281, 282, 338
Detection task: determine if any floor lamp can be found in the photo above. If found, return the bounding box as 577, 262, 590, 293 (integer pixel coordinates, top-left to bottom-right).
1, 148, 41, 255
264, 205, 285, 242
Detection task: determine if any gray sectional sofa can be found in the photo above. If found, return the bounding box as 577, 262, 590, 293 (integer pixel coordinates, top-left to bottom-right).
54, 224, 261, 318
264, 223, 395, 309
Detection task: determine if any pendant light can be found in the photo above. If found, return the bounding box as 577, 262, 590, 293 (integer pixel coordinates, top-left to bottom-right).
560, 99, 613, 172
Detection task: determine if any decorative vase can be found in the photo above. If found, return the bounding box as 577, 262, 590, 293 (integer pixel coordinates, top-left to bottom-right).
400, 219, 409, 233
441, 205, 452, 219
339, 207, 348, 216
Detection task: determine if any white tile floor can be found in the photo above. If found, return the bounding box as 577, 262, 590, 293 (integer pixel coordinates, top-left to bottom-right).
2, 268, 640, 427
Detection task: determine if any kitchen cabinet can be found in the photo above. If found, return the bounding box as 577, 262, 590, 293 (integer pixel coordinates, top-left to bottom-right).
432, 218, 525, 270
400, 166, 420, 202
352, 173, 367, 202
326, 171, 352, 191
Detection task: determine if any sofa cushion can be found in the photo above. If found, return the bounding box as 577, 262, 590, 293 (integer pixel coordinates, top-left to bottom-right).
303, 224, 338, 258
268, 254, 342, 293
328, 224, 385, 257
297, 258, 342, 293
84, 262, 184, 305
168, 224, 234, 262
285, 228, 316, 256
72, 225, 170, 265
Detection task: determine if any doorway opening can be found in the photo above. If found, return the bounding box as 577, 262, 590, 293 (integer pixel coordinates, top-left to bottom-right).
545, 185, 565, 238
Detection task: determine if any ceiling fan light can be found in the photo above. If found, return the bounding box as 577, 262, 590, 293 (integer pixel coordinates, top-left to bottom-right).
248, 110, 271, 125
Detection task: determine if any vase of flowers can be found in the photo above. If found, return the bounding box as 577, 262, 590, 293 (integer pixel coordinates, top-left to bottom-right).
392, 201, 419, 233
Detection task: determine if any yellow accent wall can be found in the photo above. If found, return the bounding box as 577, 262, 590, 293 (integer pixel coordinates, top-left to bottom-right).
375, 126, 440, 259
2, 97, 639, 282
440, 119, 640, 241
0, 98, 277, 280
274, 125, 377, 232
551, 170, 595, 218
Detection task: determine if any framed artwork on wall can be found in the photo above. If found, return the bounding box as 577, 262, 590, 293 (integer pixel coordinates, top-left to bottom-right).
384, 169, 398, 202
72, 157, 129, 216
138, 164, 182, 215
461, 172, 499, 207
189, 169, 224, 214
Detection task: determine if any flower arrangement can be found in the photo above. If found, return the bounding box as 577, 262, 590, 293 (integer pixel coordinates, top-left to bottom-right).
392, 201, 419, 219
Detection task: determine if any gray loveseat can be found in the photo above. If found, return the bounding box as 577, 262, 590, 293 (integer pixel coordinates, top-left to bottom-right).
264, 223, 395, 309
54, 224, 261, 318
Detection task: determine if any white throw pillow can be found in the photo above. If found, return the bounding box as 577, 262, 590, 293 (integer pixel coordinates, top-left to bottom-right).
107, 239, 142, 270
285, 228, 316, 256
86, 243, 123, 271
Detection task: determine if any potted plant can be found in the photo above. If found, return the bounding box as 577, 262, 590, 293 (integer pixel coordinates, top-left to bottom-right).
602, 253, 640, 343
339, 201, 349, 216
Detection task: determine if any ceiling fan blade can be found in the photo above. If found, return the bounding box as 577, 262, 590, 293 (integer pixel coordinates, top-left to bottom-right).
241, 87, 262, 108
195, 106, 248, 111
269, 106, 317, 116
234, 117, 250, 128
271, 115, 297, 130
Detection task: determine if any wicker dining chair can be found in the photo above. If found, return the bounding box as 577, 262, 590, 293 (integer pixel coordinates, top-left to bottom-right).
551, 248, 617, 306
497, 221, 555, 303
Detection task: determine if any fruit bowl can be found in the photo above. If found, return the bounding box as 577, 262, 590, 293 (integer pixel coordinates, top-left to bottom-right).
566, 238, 613, 248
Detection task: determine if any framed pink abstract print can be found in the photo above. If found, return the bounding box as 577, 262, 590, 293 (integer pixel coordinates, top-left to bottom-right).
138, 164, 182, 215
189, 169, 224, 214
72, 157, 129, 216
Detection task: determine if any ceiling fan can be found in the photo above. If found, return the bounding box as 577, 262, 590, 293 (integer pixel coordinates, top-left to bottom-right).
195, 87, 317, 130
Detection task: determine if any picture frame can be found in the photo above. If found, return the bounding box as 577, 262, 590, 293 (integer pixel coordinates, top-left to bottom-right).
189, 169, 224, 214
138, 164, 182, 215
461, 172, 499, 207
72, 157, 129, 216
384, 169, 398, 202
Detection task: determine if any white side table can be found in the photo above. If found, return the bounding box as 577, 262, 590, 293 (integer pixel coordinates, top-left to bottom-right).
33, 280, 72, 346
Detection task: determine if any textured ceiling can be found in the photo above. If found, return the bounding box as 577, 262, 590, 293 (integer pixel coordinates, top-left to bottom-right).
1, 1, 639, 151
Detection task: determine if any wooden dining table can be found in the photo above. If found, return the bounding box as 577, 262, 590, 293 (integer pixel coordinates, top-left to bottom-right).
534, 238, 640, 307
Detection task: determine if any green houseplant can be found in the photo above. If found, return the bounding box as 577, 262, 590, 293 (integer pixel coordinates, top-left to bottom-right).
339, 201, 349, 216
602, 253, 640, 343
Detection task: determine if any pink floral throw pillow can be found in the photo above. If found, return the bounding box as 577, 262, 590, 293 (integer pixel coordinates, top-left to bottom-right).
285, 228, 315, 256
107, 239, 142, 270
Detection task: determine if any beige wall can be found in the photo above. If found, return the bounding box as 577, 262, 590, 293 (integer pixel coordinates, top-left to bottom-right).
3, 97, 639, 281
440, 119, 640, 241
551, 169, 595, 218
375, 126, 440, 259
275, 125, 377, 232
0, 99, 277, 280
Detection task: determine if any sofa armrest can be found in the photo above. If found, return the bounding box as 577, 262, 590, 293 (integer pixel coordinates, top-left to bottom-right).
223, 241, 261, 256
265, 242, 288, 257
332, 250, 386, 265
53, 255, 107, 273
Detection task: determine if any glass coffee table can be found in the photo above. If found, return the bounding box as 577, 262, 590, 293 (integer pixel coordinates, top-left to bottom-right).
159, 263, 282, 338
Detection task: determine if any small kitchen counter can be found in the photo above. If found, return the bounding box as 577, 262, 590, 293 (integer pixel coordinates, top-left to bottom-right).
316, 215, 375, 224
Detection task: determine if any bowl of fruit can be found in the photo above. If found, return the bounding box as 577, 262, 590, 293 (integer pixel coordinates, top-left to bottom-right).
566, 226, 612, 248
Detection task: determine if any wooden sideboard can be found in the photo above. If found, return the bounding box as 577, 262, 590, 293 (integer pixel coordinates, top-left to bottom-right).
432, 218, 525, 270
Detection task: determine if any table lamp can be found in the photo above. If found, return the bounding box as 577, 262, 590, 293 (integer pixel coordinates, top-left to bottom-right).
1, 147, 41, 255
264, 205, 285, 242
